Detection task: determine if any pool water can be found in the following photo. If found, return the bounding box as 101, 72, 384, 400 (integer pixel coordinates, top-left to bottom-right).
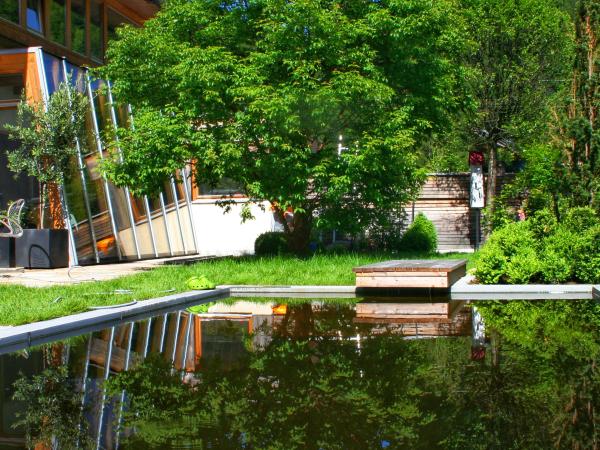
0, 298, 598, 449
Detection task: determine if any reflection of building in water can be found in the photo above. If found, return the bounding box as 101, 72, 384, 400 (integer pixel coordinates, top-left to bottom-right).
0, 300, 473, 447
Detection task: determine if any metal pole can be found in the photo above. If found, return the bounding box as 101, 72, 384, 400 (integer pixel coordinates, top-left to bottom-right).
61, 59, 99, 264
114, 323, 134, 450
142, 318, 152, 358
96, 327, 115, 450
106, 81, 141, 259
170, 177, 188, 254
180, 313, 193, 377
180, 166, 199, 254
85, 72, 123, 260
125, 105, 159, 258
158, 313, 167, 353
171, 311, 182, 363
159, 192, 174, 256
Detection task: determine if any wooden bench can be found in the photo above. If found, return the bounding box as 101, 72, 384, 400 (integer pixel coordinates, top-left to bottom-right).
352, 259, 467, 289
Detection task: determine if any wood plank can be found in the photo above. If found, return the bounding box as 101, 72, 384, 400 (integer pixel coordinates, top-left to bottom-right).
355, 275, 451, 288
353, 259, 467, 273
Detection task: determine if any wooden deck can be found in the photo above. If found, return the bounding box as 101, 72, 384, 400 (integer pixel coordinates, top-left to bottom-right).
352, 259, 467, 289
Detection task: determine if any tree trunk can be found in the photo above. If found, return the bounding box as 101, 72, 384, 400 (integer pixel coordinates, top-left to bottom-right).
47, 182, 65, 230
485, 144, 498, 236
286, 211, 312, 255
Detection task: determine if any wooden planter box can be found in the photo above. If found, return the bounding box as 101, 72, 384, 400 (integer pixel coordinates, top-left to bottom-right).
15, 229, 69, 269
353, 259, 467, 289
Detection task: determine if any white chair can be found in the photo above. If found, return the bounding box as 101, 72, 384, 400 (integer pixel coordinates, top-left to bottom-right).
0, 199, 25, 238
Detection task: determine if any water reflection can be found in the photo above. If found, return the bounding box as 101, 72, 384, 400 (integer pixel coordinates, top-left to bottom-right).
2, 299, 599, 449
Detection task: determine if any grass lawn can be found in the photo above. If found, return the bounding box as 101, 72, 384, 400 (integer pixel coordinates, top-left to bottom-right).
0, 252, 476, 326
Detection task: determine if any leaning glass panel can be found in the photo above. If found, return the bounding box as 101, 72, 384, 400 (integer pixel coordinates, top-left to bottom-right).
0, 1, 19, 24
71, 0, 86, 55
50, 0, 66, 45
42, 52, 64, 95
63, 156, 97, 264
26, 0, 43, 33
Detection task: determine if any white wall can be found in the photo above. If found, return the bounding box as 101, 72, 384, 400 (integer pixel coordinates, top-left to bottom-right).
190, 199, 274, 256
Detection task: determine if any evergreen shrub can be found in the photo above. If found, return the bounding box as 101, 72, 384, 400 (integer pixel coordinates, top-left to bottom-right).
475, 208, 600, 284
399, 213, 438, 253
254, 231, 289, 256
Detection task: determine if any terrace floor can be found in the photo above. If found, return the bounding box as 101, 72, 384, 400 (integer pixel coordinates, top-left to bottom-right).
0, 255, 215, 288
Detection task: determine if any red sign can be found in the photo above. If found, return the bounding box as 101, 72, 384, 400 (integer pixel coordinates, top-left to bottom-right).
469, 151, 485, 166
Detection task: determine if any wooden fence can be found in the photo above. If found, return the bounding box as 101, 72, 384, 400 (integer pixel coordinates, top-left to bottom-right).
405, 173, 512, 251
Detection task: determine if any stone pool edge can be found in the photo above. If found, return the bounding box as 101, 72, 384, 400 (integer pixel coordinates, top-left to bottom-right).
0, 280, 598, 354
222, 279, 599, 301
0, 288, 229, 352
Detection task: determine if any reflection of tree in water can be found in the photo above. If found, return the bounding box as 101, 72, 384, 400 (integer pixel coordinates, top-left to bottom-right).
11, 301, 600, 449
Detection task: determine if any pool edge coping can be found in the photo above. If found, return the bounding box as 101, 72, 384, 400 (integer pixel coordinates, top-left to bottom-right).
0, 278, 598, 352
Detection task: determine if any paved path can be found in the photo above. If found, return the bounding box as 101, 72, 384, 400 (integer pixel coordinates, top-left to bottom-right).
0, 255, 215, 288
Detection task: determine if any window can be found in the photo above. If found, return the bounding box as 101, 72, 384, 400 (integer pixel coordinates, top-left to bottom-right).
50, 0, 66, 45
71, 0, 86, 55
0, 75, 23, 132
90, 0, 102, 60
0, 0, 19, 24
27, 0, 43, 33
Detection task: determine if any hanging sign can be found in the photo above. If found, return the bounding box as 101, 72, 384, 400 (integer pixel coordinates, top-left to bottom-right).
470, 165, 485, 208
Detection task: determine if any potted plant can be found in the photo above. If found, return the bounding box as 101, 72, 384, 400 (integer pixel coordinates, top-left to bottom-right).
4, 82, 88, 268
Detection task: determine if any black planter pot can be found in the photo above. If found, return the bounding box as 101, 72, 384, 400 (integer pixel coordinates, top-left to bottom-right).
15, 229, 69, 269
0, 237, 15, 268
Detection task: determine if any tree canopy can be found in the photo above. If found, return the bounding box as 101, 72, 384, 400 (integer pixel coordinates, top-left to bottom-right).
101, 0, 469, 251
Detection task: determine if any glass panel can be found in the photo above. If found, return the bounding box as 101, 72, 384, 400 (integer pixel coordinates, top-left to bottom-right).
26, 0, 43, 33
0, 0, 19, 23
90, 0, 102, 60
71, 0, 86, 55
0, 74, 23, 103
64, 155, 96, 264
42, 52, 64, 95
64, 61, 86, 93
197, 177, 242, 197
0, 109, 17, 132
50, 0, 66, 45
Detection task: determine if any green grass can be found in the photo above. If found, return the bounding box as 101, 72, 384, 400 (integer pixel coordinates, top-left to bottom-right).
0, 252, 476, 326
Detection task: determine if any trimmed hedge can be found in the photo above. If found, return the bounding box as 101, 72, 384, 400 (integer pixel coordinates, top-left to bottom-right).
475, 207, 600, 284
254, 231, 289, 256
399, 213, 438, 253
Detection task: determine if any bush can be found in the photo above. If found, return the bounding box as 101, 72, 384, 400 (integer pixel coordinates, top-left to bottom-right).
562, 207, 598, 231
574, 225, 600, 283
254, 232, 289, 256
475, 221, 542, 284
399, 213, 437, 253
475, 208, 600, 284
539, 226, 581, 283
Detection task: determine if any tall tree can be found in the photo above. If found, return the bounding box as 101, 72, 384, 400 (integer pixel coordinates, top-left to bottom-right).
458, 0, 572, 224
101, 0, 469, 252
550, 0, 600, 211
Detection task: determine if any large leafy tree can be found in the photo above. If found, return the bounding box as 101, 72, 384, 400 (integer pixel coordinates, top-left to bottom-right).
101, 0, 468, 252
431, 0, 572, 223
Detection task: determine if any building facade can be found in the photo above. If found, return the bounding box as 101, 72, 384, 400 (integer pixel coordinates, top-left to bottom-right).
0, 0, 276, 266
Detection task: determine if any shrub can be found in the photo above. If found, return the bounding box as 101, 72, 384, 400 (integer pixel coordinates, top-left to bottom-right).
399, 213, 438, 253
562, 207, 598, 231
254, 232, 289, 256
475, 222, 542, 284
475, 208, 600, 284
574, 225, 600, 283
539, 226, 580, 283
